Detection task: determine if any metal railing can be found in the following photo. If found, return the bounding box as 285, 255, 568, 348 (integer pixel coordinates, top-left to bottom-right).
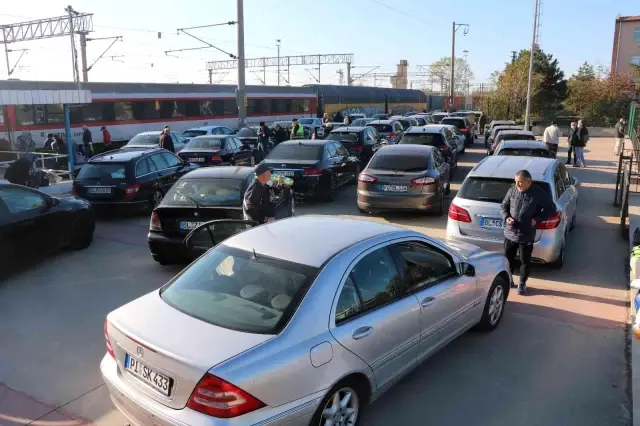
0, 150, 81, 184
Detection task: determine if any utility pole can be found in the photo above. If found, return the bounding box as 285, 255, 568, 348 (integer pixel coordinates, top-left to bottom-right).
276, 39, 281, 86
511, 50, 517, 64
524, 0, 541, 130
237, 0, 246, 128
79, 32, 88, 81
346, 62, 351, 86
65, 5, 80, 83
317, 54, 321, 84
208, 69, 213, 84
450, 22, 469, 111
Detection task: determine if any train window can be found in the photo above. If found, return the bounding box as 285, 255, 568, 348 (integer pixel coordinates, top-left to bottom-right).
170, 101, 188, 118
46, 104, 65, 124
185, 101, 200, 117
199, 100, 214, 116
292, 99, 306, 113
247, 99, 260, 115
272, 99, 292, 114
0, 108, 3, 124
114, 102, 134, 121
134, 101, 162, 120
82, 103, 105, 122
303, 99, 310, 112
35, 106, 46, 125
15, 105, 35, 125
223, 99, 237, 116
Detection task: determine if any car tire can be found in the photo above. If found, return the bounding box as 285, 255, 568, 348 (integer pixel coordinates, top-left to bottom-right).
153, 255, 174, 266
570, 211, 576, 231
310, 379, 365, 426
434, 190, 445, 216
358, 205, 368, 214
321, 174, 337, 202
68, 215, 94, 250
150, 189, 164, 211
550, 243, 565, 269
474, 275, 508, 332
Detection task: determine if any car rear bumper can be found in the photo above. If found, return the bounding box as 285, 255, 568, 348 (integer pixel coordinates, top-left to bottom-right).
101, 354, 319, 426
291, 177, 322, 197
148, 232, 190, 261
358, 190, 440, 212
445, 222, 562, 264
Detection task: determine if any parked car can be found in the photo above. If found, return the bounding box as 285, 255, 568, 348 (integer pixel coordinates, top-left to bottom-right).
440, 116, 476, 145
102, 216, 511, 426
430, 112, 448, 123
493, 140, 552, 157
347, 113, 366, 122
318, 122, 345, 138
446, 156, 579, 268
408, 115, 428, 126
147, 166, 293, 264
366, 119, 405, 144
485, 120, 516, 145
177, 135, 255, 167
486, 126, 522, 155
351, 117, 375, 126
183, 126, 236, 141
327, 126, 385, 165
389, 116, 417, 131
73, 148, 198, 212
489, 130, 537, 155
441, 124, 467, 154
0, 182, 94, 276
399, 125, 458, 175
372, 113, 389, 119
262, 139, 360, 201
298, 118, 323, 135
357, 144, 451, 215
124, 131, 188, 153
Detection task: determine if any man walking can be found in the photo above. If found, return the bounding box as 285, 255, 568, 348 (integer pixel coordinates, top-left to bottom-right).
614, 118, 626, 156
478, 112, 487, 135
159, 127, 175, 153
500, 169, 556, 295
543, 121, 560, 158
567, 121, 578, 166
573, 120, 589, 167
81, 125, 93, 158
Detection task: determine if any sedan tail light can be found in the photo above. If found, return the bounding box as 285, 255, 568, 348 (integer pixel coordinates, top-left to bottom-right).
187, 373, 265, 418
104, 319, 115, 359
150, 211, 162, 231
459, 128, 468, 133
71, 184, 78, 195
410, 176, 435, 186
211, 154, 223, 163
438, 146, 448, 151
536, 211, 561, 229
358, 173, 378, 184
124, 184, 140, 198
303, 168, 323, 176
448, 203, 472, 223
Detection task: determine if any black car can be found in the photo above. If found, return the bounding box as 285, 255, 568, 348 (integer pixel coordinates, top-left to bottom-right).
399, 126, 458, 175
73, 148, 198, 212
236, 127, 273, 159
440, 116, 474, 145
262, 140, 360, 201
0, 183, 94, 276
148, 166, 293, 264
177, 135, 255, 168
326, 126, 385, 165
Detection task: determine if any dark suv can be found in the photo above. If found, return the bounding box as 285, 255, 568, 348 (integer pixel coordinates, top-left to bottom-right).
399, 125, 458, 175
327, 126, 385, 165
72, 148, 198, 212
440, 116, 475, 145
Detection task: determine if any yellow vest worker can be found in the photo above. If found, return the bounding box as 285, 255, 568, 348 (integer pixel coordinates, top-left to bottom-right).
291, 119, 305, 139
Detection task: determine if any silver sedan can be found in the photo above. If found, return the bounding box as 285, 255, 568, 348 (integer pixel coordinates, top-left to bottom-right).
101, 216, 512, 425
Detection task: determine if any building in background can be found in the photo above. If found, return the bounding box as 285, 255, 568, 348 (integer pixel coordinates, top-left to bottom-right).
391, 60, 409, 89
611, 15, 640, 81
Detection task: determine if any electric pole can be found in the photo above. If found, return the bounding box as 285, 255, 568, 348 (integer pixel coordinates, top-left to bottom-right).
237, 0, 246, 128
276, 39, 281, 86
511, 50, 517, 64
65, 5, 80, 83
524, 0, 541, 130
450, 22, 469, 112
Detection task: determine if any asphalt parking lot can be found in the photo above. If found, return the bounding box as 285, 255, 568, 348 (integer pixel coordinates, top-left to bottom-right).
0, 138, 632, 426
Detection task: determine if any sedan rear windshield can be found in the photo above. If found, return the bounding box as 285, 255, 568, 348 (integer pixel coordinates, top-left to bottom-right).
399, 133, 445, 147
458, 177, 552, 203
267, 144, 323, 161
368, 153, 429, 172
183, 130, 207, 138
369, 124, 393, 133
76, 163, 128, 183
162, 178, 243, 207
127, 133, 160, 145
185, 138, 222, 149
160, 245, 318, 334
497, 148, 551, 158
440, 118, 466, 128
499, 134, 535, 142
328, 132, 360, 143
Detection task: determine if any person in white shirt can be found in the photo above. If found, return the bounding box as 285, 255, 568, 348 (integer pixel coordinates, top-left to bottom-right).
543, 121, 561, 158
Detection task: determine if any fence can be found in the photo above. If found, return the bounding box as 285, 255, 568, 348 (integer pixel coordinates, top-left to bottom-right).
0, 151, 80, 184
616, 101, 640, 238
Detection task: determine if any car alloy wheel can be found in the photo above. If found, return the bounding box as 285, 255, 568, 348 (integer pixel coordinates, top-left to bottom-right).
320, 387, 359, 426
488, 285, 505, 325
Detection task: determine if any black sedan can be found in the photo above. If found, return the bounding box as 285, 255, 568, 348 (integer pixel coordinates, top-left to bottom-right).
262, 140, 360, 201
177, 135, 254, 167
0, 183, 95, 276
326, 126, 385, 166
148, 166, 293, 264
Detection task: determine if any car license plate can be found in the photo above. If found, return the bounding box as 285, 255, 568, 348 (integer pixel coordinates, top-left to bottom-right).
481, 218, 504, 229
179, 221, 207, 230
189, 157, 205, 162
275, 170, 295, 177
125, 354, 173, 396
380, 185, 408, 192
87, 187, 112, 194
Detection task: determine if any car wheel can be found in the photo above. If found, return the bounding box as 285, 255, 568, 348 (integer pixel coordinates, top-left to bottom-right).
358, 205, 368, 214
445, 178, 451, 195
153, 255, 173, 265
474, 275, 508, 332
550, 243, 565, 269
311, 380, 364, 426
68, 216, 94, 250
570, 211, 576, 231
322, 174, 337, 202
150, 189, 164, 210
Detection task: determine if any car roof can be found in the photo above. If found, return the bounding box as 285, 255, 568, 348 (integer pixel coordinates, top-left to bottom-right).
181, 166, 253, 180
90, 148, 159, 162
492, 125, 521, 132
331, 126, 367, 132
441, 116, 466, 120
377, 144, 435, 155
405, 125, 444, 134
490, 120, 516, 126
186, 125, 227, 131
135, 131, 162, 136
499, 130, 535, 136
368, 119, 394, 124
190, 135, 229, 140
277, 139, 327, 146
498, 140, 547, 149
222, 215, 402, 267
470, 156, 557, 180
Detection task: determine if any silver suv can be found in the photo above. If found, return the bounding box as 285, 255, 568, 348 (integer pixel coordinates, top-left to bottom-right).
446, 156, 579, 268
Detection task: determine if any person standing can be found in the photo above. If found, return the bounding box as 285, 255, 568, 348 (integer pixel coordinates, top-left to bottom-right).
159, 127, 175, 153
500, 169, 556, 295
573, 120, 589, 168
101, 126, 112, 148
81, 125, 93, 158
333, 111, 344, 124
542, 121, 561, 158
567, 121, 578, 166
614, 118, 626, 156
478, 112, 487, 135
44, 133, 56, 150
4, 154, 35, 186
243, 163, 276, 224
290, 118, 305, 139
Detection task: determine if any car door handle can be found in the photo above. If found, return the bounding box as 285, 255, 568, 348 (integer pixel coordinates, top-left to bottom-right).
421, 296, 436, 307
352, 326, 374, 340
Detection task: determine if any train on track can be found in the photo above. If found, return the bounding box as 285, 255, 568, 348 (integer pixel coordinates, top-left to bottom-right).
0, 80, 461, 148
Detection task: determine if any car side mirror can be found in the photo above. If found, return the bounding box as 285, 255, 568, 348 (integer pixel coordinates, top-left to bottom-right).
461, 263, 475, 277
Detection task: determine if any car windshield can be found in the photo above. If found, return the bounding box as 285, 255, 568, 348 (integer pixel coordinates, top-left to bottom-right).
369, 124, 393, 133
267, 144, 323, 161
413, 118, 427, 125
497, 148, 551, 157
494, 128, 520, 138
185, 138, 222, 149
397, 120, 411, 130
432, 115, 447, 123
351, 119, 370, 126
328, 132, 359, 143
440, 118, 465, 128
368, 153, 429, 172
298, 119, 315, 125
458, 177, 552, 203
183, 130, 207, 138
160, 245, 318, 334
127, 133, 160, 145
237, 128, 257, 138
76, 163, 127, 183
163, 178, 243, 206
399, 133, 445, 147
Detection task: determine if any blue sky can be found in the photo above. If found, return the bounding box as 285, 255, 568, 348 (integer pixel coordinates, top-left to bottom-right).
0, 0, 636, 88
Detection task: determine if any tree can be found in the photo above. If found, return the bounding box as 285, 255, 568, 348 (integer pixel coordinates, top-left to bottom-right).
428, 57, 474, 95
516, 46, 567, 118
575, 62, 596, 81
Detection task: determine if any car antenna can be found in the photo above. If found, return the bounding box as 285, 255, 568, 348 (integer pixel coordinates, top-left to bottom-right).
252, 248, 258, 259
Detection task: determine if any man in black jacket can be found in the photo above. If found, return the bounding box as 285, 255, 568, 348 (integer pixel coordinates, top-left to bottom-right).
243, 163, 276, 224
500, 169, 556, 295
159, 127, 175, 153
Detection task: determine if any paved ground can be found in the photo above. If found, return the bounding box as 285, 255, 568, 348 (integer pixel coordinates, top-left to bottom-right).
0, 138, 631, 426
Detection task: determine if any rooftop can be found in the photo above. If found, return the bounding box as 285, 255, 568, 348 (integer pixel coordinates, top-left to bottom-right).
471, 156, 557, 181
616, 15, 640, 22
406, 125, 445, 134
